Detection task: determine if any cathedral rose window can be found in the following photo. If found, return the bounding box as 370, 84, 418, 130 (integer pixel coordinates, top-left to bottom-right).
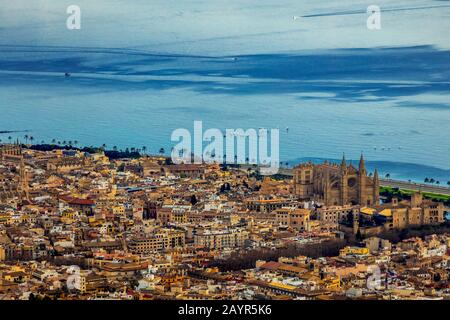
348, 177, 356, 188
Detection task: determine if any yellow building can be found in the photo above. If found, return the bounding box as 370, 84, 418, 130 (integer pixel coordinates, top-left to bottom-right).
339, 246, 370, 257
275, 207, 311, 231
0, 246, 5, 261
112, 205, 125, 216
0, 214, 12, 225
320, 275, 341, 290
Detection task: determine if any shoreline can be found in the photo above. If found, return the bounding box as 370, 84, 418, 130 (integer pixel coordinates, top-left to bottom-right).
9, 142, 449, 192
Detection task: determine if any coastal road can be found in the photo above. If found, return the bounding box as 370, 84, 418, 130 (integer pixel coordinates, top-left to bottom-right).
378, 179, 450, 196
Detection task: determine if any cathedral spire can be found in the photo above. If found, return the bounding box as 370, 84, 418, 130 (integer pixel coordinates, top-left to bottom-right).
373, 168, 379, 182
359, 153, 366, 175
340, 153, 347, 171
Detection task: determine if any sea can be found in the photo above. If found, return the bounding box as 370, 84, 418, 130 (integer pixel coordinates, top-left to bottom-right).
0, 0, 449, 183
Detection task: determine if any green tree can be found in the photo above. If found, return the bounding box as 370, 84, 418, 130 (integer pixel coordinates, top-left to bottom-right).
190, 194, 198, 205
356, 229, 363, 241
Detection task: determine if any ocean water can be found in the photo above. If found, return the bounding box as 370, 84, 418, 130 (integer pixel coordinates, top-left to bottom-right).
0, 0, 449, 183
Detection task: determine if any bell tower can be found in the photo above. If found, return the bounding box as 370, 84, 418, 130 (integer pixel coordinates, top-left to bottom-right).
293, 162, 314, 199
373, 169, 380, 205
358, 153, 367, 205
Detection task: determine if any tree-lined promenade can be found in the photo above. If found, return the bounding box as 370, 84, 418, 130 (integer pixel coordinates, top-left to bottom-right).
379, 179, 450, 197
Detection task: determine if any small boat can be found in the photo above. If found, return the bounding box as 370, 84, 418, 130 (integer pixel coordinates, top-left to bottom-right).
65, 72, 71, 77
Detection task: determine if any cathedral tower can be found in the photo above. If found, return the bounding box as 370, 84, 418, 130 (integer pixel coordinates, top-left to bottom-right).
358, 153, 367, 205
340, 154, 348, 205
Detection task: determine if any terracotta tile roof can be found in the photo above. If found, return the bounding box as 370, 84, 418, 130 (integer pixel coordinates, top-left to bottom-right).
59, 196, 95, 205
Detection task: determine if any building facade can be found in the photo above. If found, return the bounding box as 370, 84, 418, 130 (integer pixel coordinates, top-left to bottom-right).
194, 227, 249, 249
128, 229, 185, 254
275, 207, 311, 231
293, 154, 379, 206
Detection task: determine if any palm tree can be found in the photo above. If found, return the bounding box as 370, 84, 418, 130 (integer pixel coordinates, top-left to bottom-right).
51, 139, 56, 144
113, 146, 118, 151
74, 140, 78, 147
159, 147, 165, 155
8, 136, 12, 143
24, 135, 29, 144
385, 173, 390, 179
430, 178, 435, 183
447, 181, 450, 186
436, 181, 440, 185
62, 140, 67, 146
41, 140, 45, 144
424, 177, 429, 183
29, 136, 34, 144
142, 146, 147, 155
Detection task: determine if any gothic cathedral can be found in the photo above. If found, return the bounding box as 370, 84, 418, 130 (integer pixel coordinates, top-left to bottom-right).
293, 154, 380, 206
